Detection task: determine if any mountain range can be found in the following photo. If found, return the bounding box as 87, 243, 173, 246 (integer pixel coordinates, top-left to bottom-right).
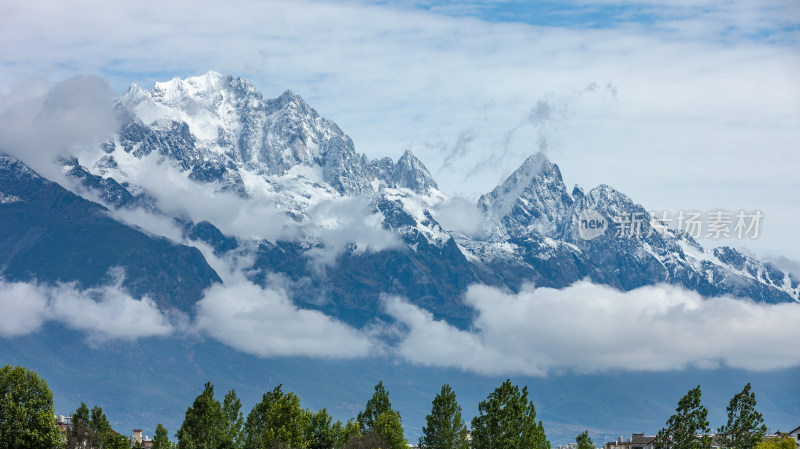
1, 72, 797, 442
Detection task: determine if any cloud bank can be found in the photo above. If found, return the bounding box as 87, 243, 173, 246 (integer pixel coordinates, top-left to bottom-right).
0, 276, 173, 343
384, 281, 800, 376
194, 280, 376, 358
189, 244, 378, 359
0, 75, 116, 182
3, 262, 799, 373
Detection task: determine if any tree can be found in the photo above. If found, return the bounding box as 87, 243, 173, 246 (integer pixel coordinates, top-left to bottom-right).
470, 379, 549, 449
0, 365, 64, 449
754, 436, 795, 449
224, 390, 245, 449
342, 431, 389, 449
307, 408, 337, 449
152, 423, 172, 449
357, 381, 406, 449
66, 403, 127, 449
90, 405, 111, 434
419, 384, 469, 449
357, 381, 392, 434
576, 431, 595, 449
244, 385, 310, 449
66, 402, 99, 449
717, 384, 767, 449
373, 411, 407, 449
177, 382, 230, 449
333, 419, 361, 449
655, 386, 711, 449
89, 405, 128, 449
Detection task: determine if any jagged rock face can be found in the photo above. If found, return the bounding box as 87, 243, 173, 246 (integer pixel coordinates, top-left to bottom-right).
109, 72, 438, 197
14, 72, 794, 328
478, 153, 573, 239
392, 151, 438, 192
469, 152, 799, 304
319, 136, 372, 196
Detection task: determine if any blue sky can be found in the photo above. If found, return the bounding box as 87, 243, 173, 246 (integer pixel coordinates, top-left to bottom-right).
1, 0, 799, 264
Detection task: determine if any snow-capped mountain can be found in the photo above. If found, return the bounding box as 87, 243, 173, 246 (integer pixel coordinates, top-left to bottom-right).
105, 72, 437, 197
3, 71, 796, 329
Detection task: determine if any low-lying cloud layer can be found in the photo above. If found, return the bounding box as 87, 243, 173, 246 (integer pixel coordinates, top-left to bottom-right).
384, 281, 800, 376
0, 276, 173, 343
195, 280, 376, 358
4, 263, 799, 375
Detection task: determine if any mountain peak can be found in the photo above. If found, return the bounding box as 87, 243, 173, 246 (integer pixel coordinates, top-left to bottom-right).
276, 89, 302, 103
393, 150, 438, 193
478, 152, 572, 238
150, 71, 231, 103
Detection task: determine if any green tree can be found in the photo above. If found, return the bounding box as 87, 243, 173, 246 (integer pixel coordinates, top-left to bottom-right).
576, 431, 595, 449
66, 402, 99, 449
373, 411, 407, 449
177, 382, 230, 449
152, 424, 172, 449
357, 381, 406, 449
357, 381, 392, 434
306, 408, 338, 449
244, 385, 310, 449
103, 432, 131, 449
754, 436, 795, 449
333, 419, 361, 449
90, 406, 111, 433
342, 431, 389, 449
470, 379, 549, 449
224, 390, 245, 449
0, 365, 64, 449
88, 405, 128, 449
419, 384, 469, 449
717, 384, 767, 449
655, 386, 711, 449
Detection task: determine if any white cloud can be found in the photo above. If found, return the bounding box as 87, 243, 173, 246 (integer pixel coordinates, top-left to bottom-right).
304, 196, 403, 268
432, 197, 488, 236
0, 250, 377, 358
107, 154, 401, 267
0, 75, 116, 182
194, 280, 376, 358
0, 281, 50, 337
192, 246, 377, 358
115, 155, 298, 242
0, 276, 173, 342
384, 281, 800, 376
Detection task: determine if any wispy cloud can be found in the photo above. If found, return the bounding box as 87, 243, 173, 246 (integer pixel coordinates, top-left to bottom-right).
384, 281, 800, 376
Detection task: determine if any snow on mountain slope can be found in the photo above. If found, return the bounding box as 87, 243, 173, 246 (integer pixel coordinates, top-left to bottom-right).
478, 153, 573, 239
57, 72, 799, 309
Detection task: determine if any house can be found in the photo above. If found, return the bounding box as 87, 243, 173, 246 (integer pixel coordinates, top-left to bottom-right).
130, 429, 154, 448
604, 433, 657, 449
54, 415, 72, 436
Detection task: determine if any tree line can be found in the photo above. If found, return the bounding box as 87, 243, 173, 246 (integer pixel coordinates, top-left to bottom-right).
164, 379, 549, 449
1, 364, 794, 449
